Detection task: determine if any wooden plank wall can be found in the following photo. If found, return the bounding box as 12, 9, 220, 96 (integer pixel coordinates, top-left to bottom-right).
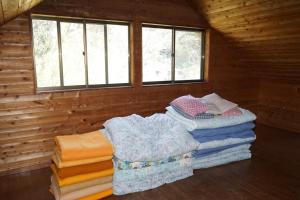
192, 0, 300, 132
0, 0, 258, 175
258, 80, 300, 133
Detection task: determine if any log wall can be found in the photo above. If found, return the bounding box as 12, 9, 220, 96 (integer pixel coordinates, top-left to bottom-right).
0, 0, 258, 175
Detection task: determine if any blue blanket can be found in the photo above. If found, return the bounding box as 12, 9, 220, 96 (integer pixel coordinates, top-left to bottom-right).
193, 130, 255, 143
193, 142, 253, 158
190, 122, 255, 137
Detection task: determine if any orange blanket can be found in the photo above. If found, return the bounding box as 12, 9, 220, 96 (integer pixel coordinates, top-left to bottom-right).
55, 131, 113, 161
51, 164, 114, 187
79, 189, 113, 200
52, 176, 113, 195
55, 160, 113, 179
52, 151, 112, 168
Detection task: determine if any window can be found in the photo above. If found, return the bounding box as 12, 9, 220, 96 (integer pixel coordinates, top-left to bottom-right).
32, 16, 130, 91
142, 25, 205, 83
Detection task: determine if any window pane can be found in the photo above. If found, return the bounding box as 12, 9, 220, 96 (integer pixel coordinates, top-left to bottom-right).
142, 27, 172, 82
86, 24, 105, 85
107, 24, 129, 84
60, 22, 85, 86
175, 30, 202, 80
32, 19, 60, 87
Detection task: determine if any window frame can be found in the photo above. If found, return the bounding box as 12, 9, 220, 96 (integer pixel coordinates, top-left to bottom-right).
31, 15, 131, 92
142, 24, 206, 85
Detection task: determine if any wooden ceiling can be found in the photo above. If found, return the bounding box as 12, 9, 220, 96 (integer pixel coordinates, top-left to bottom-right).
0, 0, 42, 25
192, 0, 300, 80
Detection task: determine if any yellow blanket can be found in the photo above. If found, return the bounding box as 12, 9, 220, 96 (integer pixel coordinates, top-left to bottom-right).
79, 189, 113, 200
52, 151, 112, 168
55, 131, 113, 161
51, 164, 114, 187
51, 177, 112, 200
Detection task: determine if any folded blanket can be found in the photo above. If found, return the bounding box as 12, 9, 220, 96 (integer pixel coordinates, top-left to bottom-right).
114, 152, 192, 170
190, 122, 255, 137
114, 157, 192, 182
52, 176, 113, 195
222, 107, 242, 116
171, 105, 215, 119
104, 113, 199, 162
170, 95, 208, 116
79, 189, 113, 200
166, 106, 256, 131
51, 164, 113, 187
54, 160, 113, 179
114, 159, 193, 195
193, 130, 255, 143
52, 152, 112, 168
114, 166, 192, 195
200, 93, 237, 114
192, 151, 251, 169
194, 144, 251, 159
55, 131, 113, 161
51, 178, 112, 200
193, 142, 251, 158
197, 136, 255, 150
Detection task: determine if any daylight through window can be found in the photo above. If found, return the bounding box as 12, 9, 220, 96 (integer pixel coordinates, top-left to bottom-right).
142, 25, 205, 83
32, 16, 130, 90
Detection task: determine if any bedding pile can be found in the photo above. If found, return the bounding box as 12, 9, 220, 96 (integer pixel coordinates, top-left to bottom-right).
50, 131, 114, 200
166, 93, 257, 169
103, 114, 199, 195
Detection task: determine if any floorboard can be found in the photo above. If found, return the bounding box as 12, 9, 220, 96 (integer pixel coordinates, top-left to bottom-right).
0, 124, 299, 200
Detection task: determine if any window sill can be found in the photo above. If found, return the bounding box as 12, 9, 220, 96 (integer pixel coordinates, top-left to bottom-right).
36, 84, 133, 94
142, 80, 208, 87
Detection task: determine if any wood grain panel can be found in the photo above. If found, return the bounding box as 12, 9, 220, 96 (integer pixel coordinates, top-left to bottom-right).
1, 0, 19, 21
257, 80, 300, 133
0, 0, 43, 25
0, 0, 258, 175
192, 0, 300, 77
192, 0, 300, 131
0, 1, 3, 24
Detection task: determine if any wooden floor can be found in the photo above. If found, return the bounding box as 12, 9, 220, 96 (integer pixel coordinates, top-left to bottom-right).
0, 124, 299, 200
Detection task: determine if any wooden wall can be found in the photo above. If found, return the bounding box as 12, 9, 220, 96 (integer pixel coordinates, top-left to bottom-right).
192, 0, 300, 132
0, 0, 258, 175
258, 80, 300, 133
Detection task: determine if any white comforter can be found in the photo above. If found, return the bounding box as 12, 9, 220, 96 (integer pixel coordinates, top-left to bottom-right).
103, 113, 199, 162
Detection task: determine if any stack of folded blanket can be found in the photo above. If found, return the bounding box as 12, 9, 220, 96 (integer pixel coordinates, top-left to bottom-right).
50, 131, 114, 200
103, 114, 199, 195
166, 93, 257, 169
